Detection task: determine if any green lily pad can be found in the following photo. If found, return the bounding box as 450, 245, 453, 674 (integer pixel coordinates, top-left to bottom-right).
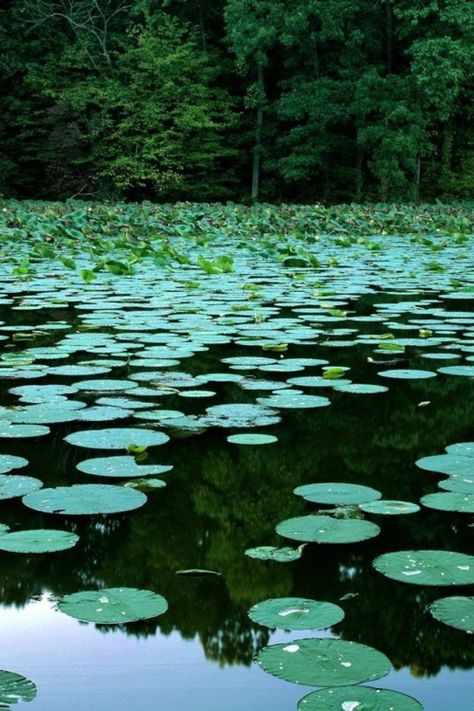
378, 369, 436, 379
248, 597, 344, 630
445, 442, 474, 458
227, 433, 278, 445
244, 545, 304, 562
438, 365, 474, 377
420, 491, 474, 513
415, 454, 473, 476
74, 379, 139, 392
0, 529, 79, 553
297, 686, 424, 710
0, 669, 37, 706
123, 478, 166, 489
203, 403, 280, 428
0, 475, 42, 500
257, 638, 392, 686
64, 427, 169, 450
0, 424, 50, 438
77, 456, 172, 479
276, 515, 380, 544
58, 587, 168, 624
430, 595, 474, 632
22, 484, 146, 515
373, 550, 474, 585
258, 394, 331, 409
0, 454, 28, 474
359, 499, 420, 515
294, 483, 381, 505
438, 477, 474, 494
333, 383, 389, 394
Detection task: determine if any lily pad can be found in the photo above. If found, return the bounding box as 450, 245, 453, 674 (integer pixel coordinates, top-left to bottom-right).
297, 686, 424, 710
445, 442, 474, 458
76, 456, 172, 479
438, 365, 474, 377
58, 587, 168, 624
0, 424, 50, 438
378, 369, 436, 379
257, 638, 392, 686
276, 515, 380, 544
248, 597, 344, 630
373, 550, 474, 585
0, 454, 28, 474
415, 454, 474, 476
244, 546, 304, 562
420, 491, 474, 513
359, 500, 420, 515
0, 475, 43, 500
22, 484, 146, 515
294, 483, 381, 506
333, 383, 389, 394
429, 596, 474, 632
227, 433, 278, 445
64, 427, 169, 450
0, 669, 37, 706
0, 529, 79, 553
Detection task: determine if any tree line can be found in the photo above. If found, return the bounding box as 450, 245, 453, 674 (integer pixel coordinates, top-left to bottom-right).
1, 0, 473, 203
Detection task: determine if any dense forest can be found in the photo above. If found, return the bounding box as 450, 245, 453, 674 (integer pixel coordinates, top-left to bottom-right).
1, 0, 473, 203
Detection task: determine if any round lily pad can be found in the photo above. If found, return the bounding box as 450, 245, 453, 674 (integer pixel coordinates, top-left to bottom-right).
0, 669, 37, 706
438, 477, 474, 494
276, 515, 380, 544
0, 424, 50, 438
258, 394, 331, 409
373, 550, 474, 585
245, 546, 304, 562
445, 442, 474, 458
203, 403, 280, 428
0, 475, 42, 500
76, 455, 172, 479
430, 595, 474, 632
359, 500, 420, 515
0, 454, 28, 474
420, 491, 474, 513
74, 379, 139, 391
297, 686, 424, 710
0, 529, 79, 553
227, 433, 277, 445
257, 638, 392, 686
438, 365, 474, 377
22, 484, 146, 515
294, 482, 381, 506
415, 454, 473, 476
58, 586, 168, 624
64, 427, 169, 450
333, 383, 388, 394
378, 369, 436, 379
248, 597, 344, 630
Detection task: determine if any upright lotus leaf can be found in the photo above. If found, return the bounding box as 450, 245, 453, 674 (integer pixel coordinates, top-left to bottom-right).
373, 550, 474, 585
0, 475, 43, 500
294, 483, 381, 506
297, 686, 424, 710
227, 433, 278, 445
0, 454, 28, 474
420, 492, 474, 513
77, 455, 172, 479
245, 546, 304, 562
430, 596, 474, 632
22, 484, 146, 515
0, 669, 37, 706
257, 638, 392, 686
58, 587, 168, 624
64, 427, 169, 450
248, 597, 344, 630
360, 500, 420, 515
415, 454, 474, 476
0, 529, 79, 553
276, 515, 380, 544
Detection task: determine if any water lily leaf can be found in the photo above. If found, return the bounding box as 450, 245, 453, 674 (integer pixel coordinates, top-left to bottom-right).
258, 394, 331, 409
0, 424, 50, 438
0, 669, 37, 706
359, 500, 420, 515
74, 379, 138, 392
77, 455, 172, 479
123, 478, 166, 490
244, 545, 303, 562
297, 686, 424, 710
294, 483, 381, 506
58, 587, 168, 624
430, 596, 474, 632
257, 638, 392, 686
227, 433, 277, 445
0, 454, 28, 474
438, 365, 474, 377
203, 403, 280, 428
373, 550, 474, 585
276, 515, 380, 544
445, 442, 474, 458
64, 427, 169, 450
0, 529, 79, 553
175, 569, 222, 577
415, 454, 473, 476
420, 492, 474, 513
334, 383, 388, 394
438, 477, 474, 494
0, 475, 42, 500
248, 597, 344, 630
22, 484, 146, 515
378, 369, 436, 379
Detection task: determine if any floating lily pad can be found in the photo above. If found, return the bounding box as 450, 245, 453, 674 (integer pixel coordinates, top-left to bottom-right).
0, 529, 79, 553
415, 454, 473, 476
333, 383, 389, 394
74, 379, 139, 392
294, 483, 381, 506
257, 638, 392, 686
227, 433, 277, 445
58, 587, 168, 624
64, 427, 169, 450
438, 365, 474, 377
49, 365, 112, 376
438, 477, 474, 494
378, 369, 436, 379
258, 394, 331, 409
430, 596, 474, 632
276, 515, 380, 544
0, 454, 28, 474
0, 424, 50, 438
77, 456, 172, 479
0, 669, 37, 706
373, 550, 474, 585
124, 478, 166, 489
445, 442, 474, 458
203, 403, 280, 428
245, 546, 303, 562
22, 484, 146, 515
248, 597, 344, 630
420, 491, 474, 513
359, 500, 420, 515
0, 475, 42, 500
297, 686, 424, 710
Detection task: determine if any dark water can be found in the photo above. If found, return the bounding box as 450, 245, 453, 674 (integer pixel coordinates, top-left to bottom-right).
0, 295, 473, 710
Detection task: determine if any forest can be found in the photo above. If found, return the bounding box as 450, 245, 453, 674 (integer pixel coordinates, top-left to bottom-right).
0, 0, 473, 204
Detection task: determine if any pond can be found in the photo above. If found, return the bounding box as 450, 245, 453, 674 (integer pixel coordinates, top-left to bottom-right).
0, 202, 473, 710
